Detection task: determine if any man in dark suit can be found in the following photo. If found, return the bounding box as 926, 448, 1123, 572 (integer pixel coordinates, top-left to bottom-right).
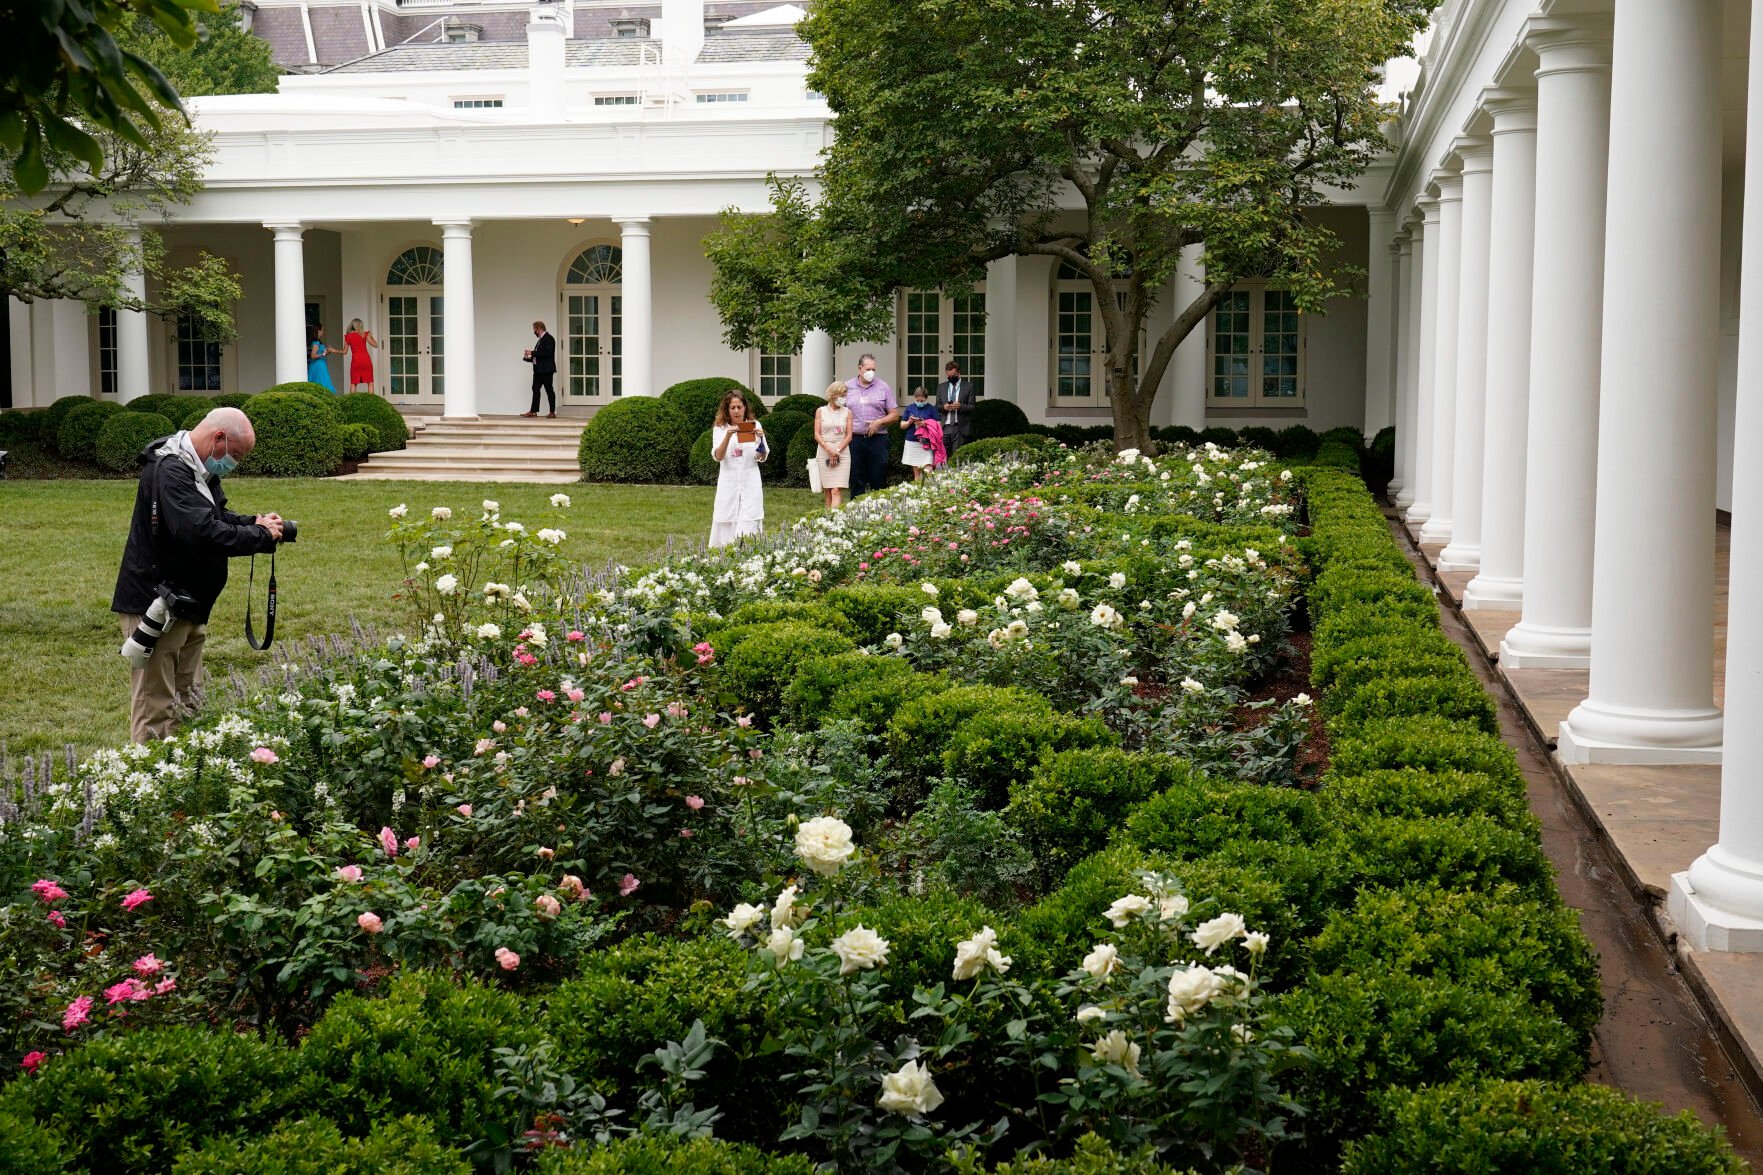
521, 321, 558, 418
937, 361, 977, 455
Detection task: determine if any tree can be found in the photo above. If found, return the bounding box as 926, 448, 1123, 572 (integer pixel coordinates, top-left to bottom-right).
705, 0, 1436, 452
122, 4, 279, 99
0, 0, 215, 193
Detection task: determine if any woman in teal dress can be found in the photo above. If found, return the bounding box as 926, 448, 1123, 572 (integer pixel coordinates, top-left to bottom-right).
306, 323, 340, 392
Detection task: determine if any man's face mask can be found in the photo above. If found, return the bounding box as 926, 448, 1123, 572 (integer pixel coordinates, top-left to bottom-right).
860, 369, 876, 384
204, 434, 237, 478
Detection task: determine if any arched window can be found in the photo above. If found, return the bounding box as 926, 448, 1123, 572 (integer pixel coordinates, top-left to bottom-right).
386, 246, 444, 286
383, 245, 445, 399
562, 244, 624, 398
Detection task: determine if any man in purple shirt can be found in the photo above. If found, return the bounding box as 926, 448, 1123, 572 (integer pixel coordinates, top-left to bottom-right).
844, 353, 899, 497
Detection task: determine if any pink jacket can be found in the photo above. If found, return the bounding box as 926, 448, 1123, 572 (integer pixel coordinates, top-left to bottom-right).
915, 417, 948, 467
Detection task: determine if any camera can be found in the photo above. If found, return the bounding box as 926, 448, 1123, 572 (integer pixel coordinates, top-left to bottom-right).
279, 519, 299, 544
120, 583, 201, 669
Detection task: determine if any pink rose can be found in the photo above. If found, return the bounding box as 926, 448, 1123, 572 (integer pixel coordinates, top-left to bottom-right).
514, 706, 530, 718
105, 978, 152, 1005
493, 720, 508, 734
618, 873, 641, 898
46, 911, 66, 929
358, 912, 383, 934
495, 947, 521, 971
133, 954, 163, 977
736, 715, 753, 728
336, 865, 363, 883
379, 827, 399, 858
535, 894, 561, 919
31, 879, 68, 905
456, 804, 473, 817
685, 795, 705, 811
537, 847, 555, 860
404, 837, 420, 851
643, 713, 661, 729
566, 688, 585, 703
536, 690, 556, 703
422, 754, 441, 769
19, 1052, 46, 1074
608, 758, 625, 777
667, 702, 687, 719
517, 653, 538, 666
679, 829, 694, 838
559, 875, 587, 901
598, 712, 613, 725
62, 996, 93, 1032
153, 978, 176, 996
250, 746, 279, 764
120, 888, 153, 913
566, 630, 586, 642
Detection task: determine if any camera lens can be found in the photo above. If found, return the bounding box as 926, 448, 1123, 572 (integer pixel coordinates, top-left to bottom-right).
281, 520, 299, 543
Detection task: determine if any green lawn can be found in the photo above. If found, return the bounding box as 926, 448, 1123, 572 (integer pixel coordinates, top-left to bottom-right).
0, 478, 816, 755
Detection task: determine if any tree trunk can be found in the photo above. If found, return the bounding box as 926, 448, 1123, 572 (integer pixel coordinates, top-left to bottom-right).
1110, 365, 1153, 454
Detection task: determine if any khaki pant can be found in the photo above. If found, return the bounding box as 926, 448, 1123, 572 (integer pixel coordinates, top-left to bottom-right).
119, 613, 208, 743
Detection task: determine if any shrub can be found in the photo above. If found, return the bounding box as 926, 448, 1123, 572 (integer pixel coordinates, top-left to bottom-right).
758, 409, 812, 484
781, 650, 920, 726
1198, 426, 1239, 447
947, 1133, 1190, 1174
0, 1108, 65, 1173
1237, 426, 1279, 451
95, 411, 176, 471
337, 392, 409, 451
0, 409, 46, 445
579, 397, 693, 483
886, 684, 1052, 781
950, 433, 1058, 466
660, 378, 764, 436
242, 391, 345, 476
1272, 424, 1320, 458
57, 399, 126, 461
723, 600, 857, 638
688, 428, 719, 484
339, 421, 380, 461
1329, 674, 1501, 737
295, 971, 541, 1149
1006, 750, 1201, 884
1117, 777, 1329, 860
536, 1134, 816, 1174
180, 407, 211, 431
1329, 716, 1524, 792
823, 584, 926, 643
0, 1026, 301, 1174
1309, 883, 1602, 1040
211, 392, 253, 410
1339, 810, 1554, 897
1319, 768, 1531, 829
771, 393, 828, 417
785, 415, 823, 483
171, 1116, 468, 1175
127, 393, 212, 423
717, 621, 855, 719
1322, 425, 1366, 449
1312, 631, 1465, 693
259, 381, 339, 407
943, 710, 1119, 810
1311, 440, 1361, 471
1155, 425, 1202, 447
42, 395, 97, 449
1342, 1079, 1748, 1175
1322, 652, 1470, 709
827, 664, 950, 735
969, 398, 1031, 440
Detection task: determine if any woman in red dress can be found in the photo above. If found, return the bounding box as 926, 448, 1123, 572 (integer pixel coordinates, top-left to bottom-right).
343, 318, 380, 393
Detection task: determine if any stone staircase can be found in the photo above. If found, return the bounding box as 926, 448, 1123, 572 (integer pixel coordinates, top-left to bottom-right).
341, 415, 586, 483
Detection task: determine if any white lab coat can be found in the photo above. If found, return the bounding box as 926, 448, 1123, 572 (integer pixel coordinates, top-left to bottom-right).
709, 424, 765, 547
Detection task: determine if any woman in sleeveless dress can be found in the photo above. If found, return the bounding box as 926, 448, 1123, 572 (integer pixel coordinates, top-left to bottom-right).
813, 381, 853, 510
343, 318, 379, 392
306, 323, 339, 393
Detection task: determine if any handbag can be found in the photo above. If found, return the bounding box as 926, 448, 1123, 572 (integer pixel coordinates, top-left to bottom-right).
807, 457, 823, 493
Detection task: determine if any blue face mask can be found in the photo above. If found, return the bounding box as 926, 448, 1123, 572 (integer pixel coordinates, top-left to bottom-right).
203, 437, 237, 478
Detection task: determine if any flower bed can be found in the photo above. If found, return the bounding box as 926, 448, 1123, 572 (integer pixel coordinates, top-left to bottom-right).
0, 453, 1743, 1172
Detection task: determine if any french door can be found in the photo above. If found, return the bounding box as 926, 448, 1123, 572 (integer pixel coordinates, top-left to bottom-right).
385, 292, 445, 401
565, 290, 622, 399
899, 289, 986, 398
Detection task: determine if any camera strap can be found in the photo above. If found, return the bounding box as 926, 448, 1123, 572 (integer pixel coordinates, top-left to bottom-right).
245, 550, 277, 651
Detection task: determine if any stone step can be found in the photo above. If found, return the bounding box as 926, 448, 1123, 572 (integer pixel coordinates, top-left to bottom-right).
339, 467, 583, 484
373, 442, 582, 458
403, 429, 583, 445
359, 413, 587, 482
364, 455, 581, 473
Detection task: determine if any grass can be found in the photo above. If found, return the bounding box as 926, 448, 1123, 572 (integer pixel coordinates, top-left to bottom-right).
0, 477, 816, 756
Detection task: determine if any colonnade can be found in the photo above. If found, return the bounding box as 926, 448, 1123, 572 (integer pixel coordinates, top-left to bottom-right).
1382, 5, 1763, 951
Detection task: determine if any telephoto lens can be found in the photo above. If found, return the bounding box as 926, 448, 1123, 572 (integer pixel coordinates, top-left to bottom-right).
119, 595, 174, 669
281, 520, 298, 543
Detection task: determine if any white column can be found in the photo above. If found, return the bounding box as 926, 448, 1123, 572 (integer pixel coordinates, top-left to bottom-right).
1500, 19, 1612, 667
1388, 230, 1414, 500
1363, 208, 1397, 434
265, 222, 306, 386
1439, 139, 1494, 572
116, 227, 151, 404
1557, 1, 1723, 765
803, 329, 835, 396
1417, 171, 1463, 544
984, 255, 1018, 403
1465, 93, 1539, 609
1672, 0, 1763, 950
436, 220, 478, 420
614, 217, 654, 397
1402, 198, 1440, 520
1171, 243, 1207, 430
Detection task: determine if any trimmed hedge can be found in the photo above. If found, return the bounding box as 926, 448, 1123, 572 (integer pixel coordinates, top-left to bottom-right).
336, 392, 409, 451
689, 427, 719, 484
716, 621, 856, 720
171, 1116, 467, 1175
951, 433, 1058, 466
785, 414, 823, 484
95, 411, 176, 471
42, 395, 97, 450
770, 393, 828, 417
781, 649, 921, 727
969, 398, 1031, 440
758, 409, 811, 485
57, 400, 126, 461
822, 584, 925, 644
578, 397, 692, 483
536, 1134, 817, 1174
1007, 750, 1204, 884
127, 393, 212, 423
660, 378, 764, 436
942, 708, 1119, 811
242, 391, 345, 477
339, 421, 380, 461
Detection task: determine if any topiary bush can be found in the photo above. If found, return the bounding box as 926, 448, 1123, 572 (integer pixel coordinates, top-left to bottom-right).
887, 684, 1053, 783
57, 399, 126, 462
660, 377, 763, 436
339, 421, 380, 461
171, 1116, 468, 1175
1328, 674, 1501, 737
716, 621, 856, 720
1319, 768, 1531, 830
42, 395, 97, 450
689, 427, 719, 485
95, 410, 176, 471
337, 392, 409, 451
1311, 439, 1361, 471
211, 392, 252, 410
722, 599, 857, 638
950, 433, 1058, 466
1117, 776, 1330, 861
295, 971, 541, 1150
0, 1025, 302, 1174
758, 409, 811, 485
1337, 810, 1554, 898
969, 398, 1032, 440
241, 391, 345, 477
1006, 750, 1204, 886
1198, 426, 1239, 447
536, 1134, 817, 1174
822, 584, 926, 644
786, 415, 824, 484
258, 381, 339, 408
771, 393, 828, 417
942, 709, 1119, 811
127, 393, 212, 423
180, 407, 211, 431
578, 396, 692, 483
1237, 426, 1279, 451
1342, 1079, 1748, 1175
1328, 716, 1524, 792
1272, 424, 1321, 458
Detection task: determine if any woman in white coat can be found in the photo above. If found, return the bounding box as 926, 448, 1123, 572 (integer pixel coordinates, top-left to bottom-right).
709, 389, 767, 547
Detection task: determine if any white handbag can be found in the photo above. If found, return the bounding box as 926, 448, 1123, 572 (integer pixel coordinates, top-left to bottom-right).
807, 457, 823, 493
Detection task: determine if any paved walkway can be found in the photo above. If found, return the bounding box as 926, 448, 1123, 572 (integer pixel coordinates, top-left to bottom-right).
1400, 515, 1763, 1159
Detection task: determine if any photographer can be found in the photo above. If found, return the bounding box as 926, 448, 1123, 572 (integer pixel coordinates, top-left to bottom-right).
111, 407, 283, 743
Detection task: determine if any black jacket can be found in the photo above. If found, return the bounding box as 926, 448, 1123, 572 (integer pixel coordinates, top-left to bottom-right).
937, 378, 977, 439
111, 436, 277, 624
525, 332, 557, 375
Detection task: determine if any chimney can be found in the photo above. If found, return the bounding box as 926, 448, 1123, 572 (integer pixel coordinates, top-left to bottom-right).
659, 0, 704, 68
527, 0, 567, 120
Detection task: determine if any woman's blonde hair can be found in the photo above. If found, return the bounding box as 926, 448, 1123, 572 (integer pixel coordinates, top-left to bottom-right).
824, 381, 848, 405
348, 318, 363, 332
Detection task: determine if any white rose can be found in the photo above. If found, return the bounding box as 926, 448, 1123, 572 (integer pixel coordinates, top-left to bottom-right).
483, 582, 512, 600
431, 506, 453, 521
1108, 572, 1126, 590
956, 609, 979, 626
388, 503, 408, 519
930, 621, 953, 640
765, 925, 805, 968
1158, 893, 1190, 922
1081, 943, 1121, 981
413, 561, 429, 573
435, 574, 459, 595
502, 521, 527, 534
1005, 619, 1029, 641
795, 815, 856, 876
1061, 560, 1083, 576
550, 493, 571, 508
1090, 1030, 1141, 1077
1232, 1023, 1256, 1044
1182, 601, 1197, 619
831, 925, 891, 975
482, 499, 500, 514
1004, 577, 1038, 601
1057, 588, 1081, 610
1116, 448, 1140, 464
884, 632, 904, 650
1089, 603, 1122, 630
1244, 931, 1270, 957
1225, 631, 1248, 654
1076, 1004, 1107, 1023
952, 926, 1011, 980
1104, 894, 1154, 928
431, 545, 453, 560
921, 582, 939, 597
722, 902, 764, 940
921, 606, 944, 625
877, 1060, 944, 1117
537, 528, 566, 545
476, 623, 502, 640
511, 592, 532, 612
1165, 964, 1224, 1023
1292, 693, 1312, 707
1210, 610, 1240, 632
1191, 911, 1247, 954
772, 884, 804, 929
